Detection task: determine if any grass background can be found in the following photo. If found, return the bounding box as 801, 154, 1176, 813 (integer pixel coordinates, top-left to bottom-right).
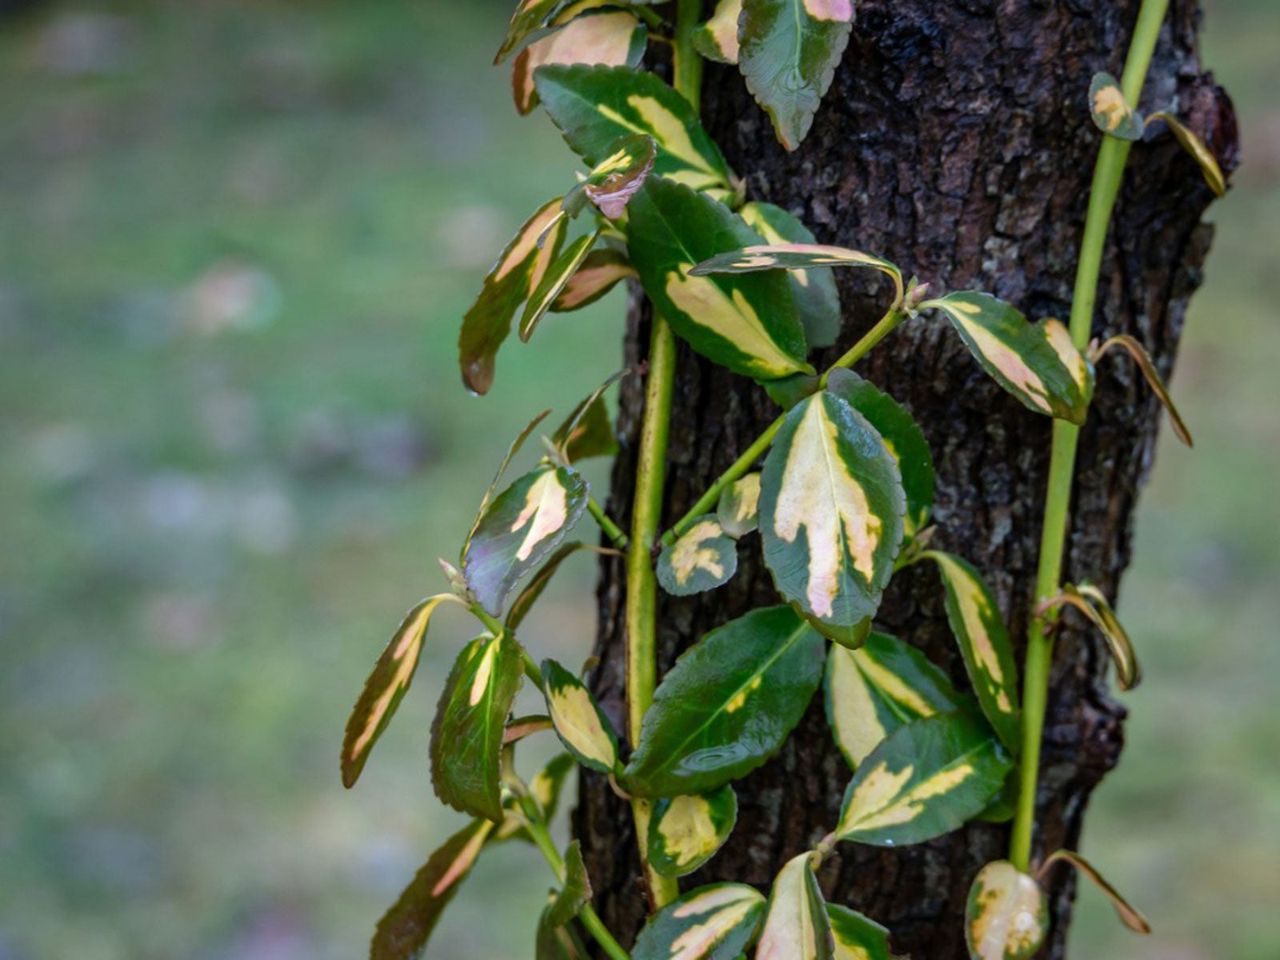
0, 1, 1275, 957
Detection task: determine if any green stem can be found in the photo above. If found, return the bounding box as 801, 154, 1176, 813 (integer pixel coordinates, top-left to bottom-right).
587, 494, 630, 549
469, 603, 545, 687
1008, 0, 1170, 873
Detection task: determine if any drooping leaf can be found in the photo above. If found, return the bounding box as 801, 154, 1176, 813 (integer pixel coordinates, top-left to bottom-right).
552, 248, 637, 311
513, 11, 647, 115
521, 230, 601, 342
429, 633, 525, 821
923, 292, 1094, 424
341, 594, 464, 788
551, 371, 622, 464
632, 883, 767, 960
624, 605, 825, 796
648, 786, 739, 878
756, 853, 835, 960
759, 391, 906, 632
464, 409, 552, 556
1146, 111, 1226, 196
1046, 582, 1141, 691
1092, 334, 1192, 446
370, 818, 495, 960
570, 133, 658, 221
739, 0, 853, 149
836, 711, 1011, 846
824, 630, 965, 771
627, 177, 811, 381
694, 0, 743, 64
1088, 72, 1144, 141
459, 200, 566, 394
825, 369, 934, 537
534, 64, 735, 191
739, 202, 842, 349
965, 861, 1049, 960
463, 464, 589, 616
548, 840, 594, 927
541, 658, 622, 774
716, 472, 761, 538
691, 242, 904, 306
1040, 850, 1151, 934
921, 551, 1021, 753
827, 904, 893, 960
657, 515, 739, 596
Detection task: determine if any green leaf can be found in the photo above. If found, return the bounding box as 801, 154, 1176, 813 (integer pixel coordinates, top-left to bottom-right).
624, 605, 825, 796
513, 11, 648, 116
1088, 72, 1144, 142
536, 899, 590, 960
1092, 334, 1192, 446
648, 785, 739, 877
825, 369, 935, 537
495, 752, 578, 843
572, 132, 658, 221
341, 594, 464, 788
463, 464, 589, 616
459, 199, 567, 394
534, 64, 735, 191
507, 542, 605, 630
694, 0, 743, 64
756, 853, 834, 960
429, 633, 525, 821
922, 551, 1021, 752
759, 391, 906, 631
836, 711, 1011, 846
370, 818, 495, 960
1146, 111, 1226, 196
827, 904, 892, 960
548, 840, 594, 927
522, 230, 601, 341
824, 630, 965, 771
965, 861, 1048, 960
739, 202, 842, 348
541, 658, 622, 773
716, 472, 761, 538
551, 372, 622, 463
1040, 850, 1151, 934
632, 883, 767, 960
552, 248, 636, 311
764, 371, 822, 410
739, 0, 854, 150
627, 177, 811, 381
1047, 582, 1141, 691
922, 292, 1094, 424
691, 242, 904, 307
657, 515, 739, 596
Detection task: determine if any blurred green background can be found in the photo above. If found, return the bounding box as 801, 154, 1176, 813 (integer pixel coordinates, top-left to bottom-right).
0, 1, 1275, 958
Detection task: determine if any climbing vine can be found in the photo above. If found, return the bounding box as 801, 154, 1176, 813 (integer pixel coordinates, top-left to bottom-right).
341, 1, 1226, 957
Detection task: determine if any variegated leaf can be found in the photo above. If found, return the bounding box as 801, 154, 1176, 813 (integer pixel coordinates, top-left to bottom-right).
553, 378, 620, 464
739, 0, 854, 151
513, 11, 647, 116
1088, 72, 1144, 141
923, 292, 1093, 424
429, 633, 524, 821
522, 230, 601, 341
825, 369, 934, 537
504, 714, 554, 744
1146, 111, 1226, 196
508, 543, 600, 630
824, 631, 964, 771
552, 248, 636, 311
1046, 582, 1141, 690
694, 0, 743, 64
649, 786, 739, 878
534, 64, 735, 191
573, 132, 657, 220
627, 177, 811, 381
759, 391, 906, 632
548, 840, 593, 927
341, 594, 463, 788
463, 463, 589, 616
965, 861, 1048, 960
370, 818, 494, 960
717, 472, 761, 538
1040, 850, 1151, 934
463, 408, 552, 557
459, 200, 566, 394
739, 202, 842, 348
632, 883, 767, 960
922, 551, 1020, 753
1092, 334, 1192, 446
657, 515, 739, 596
624, 605, 825, 797
495, 0, 565, 63
828, 904, 892, 960
541, 657, 621, 773
691, 242, 904, 306
756, 853, 834, 960
836, 711, 1011, 846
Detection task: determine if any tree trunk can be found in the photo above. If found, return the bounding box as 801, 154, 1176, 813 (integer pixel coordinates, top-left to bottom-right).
575, 2, 1236, 957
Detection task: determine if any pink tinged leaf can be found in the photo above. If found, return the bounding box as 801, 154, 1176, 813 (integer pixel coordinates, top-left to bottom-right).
511, 11, 645, 116
804, 0, 854, 21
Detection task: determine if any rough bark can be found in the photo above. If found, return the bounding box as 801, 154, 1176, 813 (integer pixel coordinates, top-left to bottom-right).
575, 2, 1237, 957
